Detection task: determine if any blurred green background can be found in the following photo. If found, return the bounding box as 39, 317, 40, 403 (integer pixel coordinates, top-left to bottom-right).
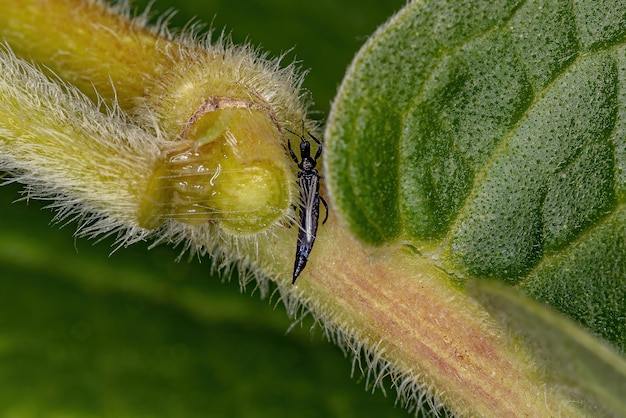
0, 0, 415, 416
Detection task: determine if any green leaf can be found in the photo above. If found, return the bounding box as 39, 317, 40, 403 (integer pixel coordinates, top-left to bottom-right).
469, 280, 626, 417
326, 0, 626, 358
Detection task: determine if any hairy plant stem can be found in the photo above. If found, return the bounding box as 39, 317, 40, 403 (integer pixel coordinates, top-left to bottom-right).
267, 215, 582, 416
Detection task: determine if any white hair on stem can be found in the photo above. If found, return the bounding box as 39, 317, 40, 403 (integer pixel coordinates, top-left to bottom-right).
0, 2, 450, 415
0, 44, 160, 237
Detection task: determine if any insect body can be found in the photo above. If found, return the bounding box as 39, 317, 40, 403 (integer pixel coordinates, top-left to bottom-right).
288, 129, 328, 284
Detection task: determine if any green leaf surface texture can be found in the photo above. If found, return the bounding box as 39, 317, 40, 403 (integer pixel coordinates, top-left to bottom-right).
326, 0, 626, 352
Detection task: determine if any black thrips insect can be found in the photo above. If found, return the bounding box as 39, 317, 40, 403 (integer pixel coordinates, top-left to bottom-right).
287, 128, 328, 284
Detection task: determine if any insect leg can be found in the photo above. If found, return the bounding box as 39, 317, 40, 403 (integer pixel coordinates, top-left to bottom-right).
320, 195, 329, 224
287, 139, 299, 164
308, 133, 323, 160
